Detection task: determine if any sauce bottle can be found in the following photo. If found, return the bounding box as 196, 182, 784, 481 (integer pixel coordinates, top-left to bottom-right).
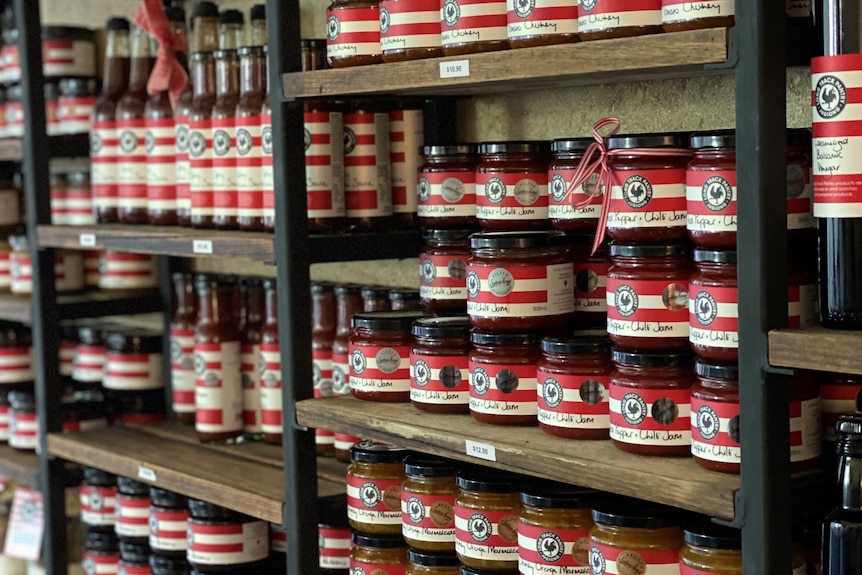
212, 47, 240, 230
261, 46, 275, 231
260, 279, 283, 445
344, 102, 393, 231
219, 9, 246, 49
390, 102, 423, 229
189, 3, 219, 229
170, 272, 197, 424
240, 278, 264, 440
334, 284, 364, 461
236, 46, 267, 231
250, 4, 267, 46
822, 415, 862, 575
312, 282, 337, 455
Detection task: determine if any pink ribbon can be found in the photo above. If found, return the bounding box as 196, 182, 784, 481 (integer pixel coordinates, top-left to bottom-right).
134, 0, 188, 106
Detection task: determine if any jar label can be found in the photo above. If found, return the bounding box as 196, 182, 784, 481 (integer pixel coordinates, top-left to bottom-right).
787, 283, 819, 329
609, 386, 691, 447
417, 170, 477, 218
306, 110, 346, 220
690, 397, 741, 464
686, 169, 738, 233
349, 343, 411, 394
518, 522, 591, 573
332, 351, 351, 396
319, 526, 352, 570
661, 0, 734, 23
187, 519, 269, 565
508, 0, 579, 38
442, 0, 508, 45
327, 7, 381, 58
380, 0, 441, 50
401, 490, 456, 542
92, 121, 120, 209
9, 409, 38, 450
347, 475, 403, 525
689, 285, 739, 349
80, 485, 117, 526
578, 0, 662, 33
608, 169, 687, 229
103, 352, 163, 391
537, 372, 610, 430
242, 342, 263, 434
573, 260, 609, 313
2, 45, 20, 84
344, 112, 393, 218
115, 493, 151, 538
189, 121, 215, 218
65, 185, 94, 225
271, 523, 287, 552
469, 362, 538, 416
149, 507, 189, 551
117, 562, 150, 575
170, 328, 196, 414
606, 278, 690, 338
212, 117, 238, 219
73, 344, 106, 383
314, 348, 335, 398
788, 0, 811, 17
175, 114, 191, 213
455, 506, 520, 561
82, 552, 119, 575
10, 253, 32, 294
194, 341, 244, 434
145, 117, 177, 211
335, 433, 362, 451
58, 95, 95, 134
0, 252, 11, 290
476, 171, 550, 221
99, 252, 158, 290
467, 263, 575, 319
0, 346, 34, 384
790, 398, 822, 463
116, 118, 148, 208
420, 252, 470, 302
821, 382, 862, 442
0, 404, 9, 442
410, 353, 470, 405
786, 161, 815, 230
43, 39, 95, 77
237, 115, 265, 220
390, 109, 423, 215
260, 342, 284, 435
350, 560, 407, 575
589, 542, 679, 575
262, 112, 274, 223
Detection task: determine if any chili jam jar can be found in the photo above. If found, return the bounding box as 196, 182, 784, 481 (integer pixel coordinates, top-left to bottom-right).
380, 0, 443, 61
407, 549, 461, 575
350, 310, 425, 402
103, 330, 163, 392
83, 530, 120, 575
467, 231, 574, 332
679, 522, 742, 575
441, 0, 508, 56
662, 0, 734, 32
326, 0, 383, 68
549, 138, 601, 233
609, 349, 694, 456
417, 145, 479, 228
421, 229, 472, 315
686, 131, 737, 249
691, 360, 741, 473
455, 468, 521, 570
351, 533, 409, 575
578, 0, 662, 41
8, 389, 36, 451
536, 335, 613, 440
469, 330, 541, 425
81, 467, 118, 531
348, 441, 410, 535
114, 476, 151, 544
571, 238, 610, 327
187, 500, 269, 571
476, 141, 552, 230
411, 316, 472, 414
149, 487, 189, 556
689, 250, 738, 362
507, 0, 579, 48
606, 243, 692, 350
402, 455, 458, 551
0, 322, 34, 384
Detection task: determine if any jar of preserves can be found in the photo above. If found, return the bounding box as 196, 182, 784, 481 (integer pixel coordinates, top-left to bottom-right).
390, 288, 423, 311
187, 500, 269, 571
380, 0, 443, 61
662, 0, 735, 32
66, 170, 95, 225
686, 131, 736, 249
679, 522, 742, 575
10, 235, 84, 295
327, 0, 383, 67
0, 323, 33, 385
441, 0, 508, 55
407, 549, 460, 575
103, 330, 163, 391
312, 282, 337, 454
80, 467, 118, 531
83, 250, 101, 287
420, 229, 472, 314
507, 0, 578, 48
83, 530, 120, 575
578, 0, 662, 41
0, 393, 9, 443
119, 541, 151, 574
822, 374, 862, 443
171, 272, 198, 423
571, 238, 609, 328
536, 335, 613, 440
402, 455, 457, 551
42, 26, 96, 78
8, 389, 37, 451
417, 145, 479, 228
58, 77, 96, 134
549, 138, 600, 233
351, 533, 409, 575
455, 468, 521, 570
467, 231, 574, 332
260, 279, 283, 445
363, 286, 394, 312
73, 325, 106, 385
45, 82, 61, 136
411, 316, 471, 414
98, 251, 159, 290
691, 360, 740, 473
114, 477, 151, 544
0, 239, 11, 292
149, 487, 189, 556
319, 494, 352, 573
689, 249, 738, 362
606, 243, 692, 350
590, 500, 681, 575
151, 554, 191, 575
469, 330, 540, 425
609, 349, 694, 456
50, 172, 69, 225
347, 441, 410, 535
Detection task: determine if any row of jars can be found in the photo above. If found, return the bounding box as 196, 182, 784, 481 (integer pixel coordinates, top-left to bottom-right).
0, 79, 95, 139
0, 22, 97, 86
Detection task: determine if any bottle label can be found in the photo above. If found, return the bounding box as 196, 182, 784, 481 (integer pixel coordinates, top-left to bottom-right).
606, 278, 690, 338
0, 346, 34, 384
786, 161, 815, 230
455, 506, 519, 561
260, 342, 284, 434
212, 117, 238, 219
420, 252, 470, 302
410, 353, 470, 405
821, 382, 862, 442
82, 552, 119, 575
332, 351, 351, 396
589, 542, 679, 575
306, 110, 346, 219
380, 0, 441, 49
242, 342, 263, 433
518, 522, 591, 573
349, 343, 411, 394
790, 397, 821, 463
175, 115, 191, 213
236, 115, 265, 219
787, 0, 811, 18
469, 361, 538, 416
390, 109, 423, 214
550, 171, 602, 221
116, 118, 148, 208
115, 494, 151, 537
9, 410, 37, 450
578, 0, 662, 32
189, 120, 215, 218
441, 0, 508, 45
537, 372, 610, 430
92, 121, 120, 209
73, 344, 106, 383
187, 520, 269, 565
319, 526, 351, 570
42, 39, 95, 77
508, 0, 579, 39
194, 341, 244, 434
787, 283, 819, 329
608, 169, 687, 229
350, 561, 407, 575
58, 95, 96, 134
347, 475, 403, 525
0, 404, 9, 441
344, 112, 392, 218
170, 328, 196, 414
65, 184, 94, 225
145, 117, 177, 211
2, 45, 20, 84
261, 113, 274, 223
402, 490, 456, 542
467, 262, 575, 319
690, 397, 740, 464
149, 507, 189, 551
609, 386, 691, 447
476, 171, 550, 221
686, 169, 738, 233
327, 7, 382, 58
103, 352, 163, 391
573, 260, 608, 313
99, 252, 158, 290
661, 0, 734, 23
314, 349, 334, 398
80, 485, 117, 526
417, 170, 477, 218
689, 285, 739, 349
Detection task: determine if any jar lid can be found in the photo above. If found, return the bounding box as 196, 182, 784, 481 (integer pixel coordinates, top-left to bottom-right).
106, 17, 130, 31
540, 335, 612, 356
150, 554, 190, 573
361, 285, 391, 298
408, 549, 461, 567
42, 26, 94, 42
551, 138, 592, 152
300, 39, 327, 49
423, 228, 475, 243
607, 133, 689, 150
412, 316, 471, 339
520, 481, 597, 509
333, 283, 362, 296
478, 140, 551, 154
105, 330, 162, 354
389, 288, 420, 301
404, 454, 457, 477
351, 310, 425, 331
352, 532, 407, 549
422, 144, 477, 156
219, 9, 244, 24
471, 330, 541, 347
213, 49, 238, 60
695, 360, 739, 381
251, 4, 266, 21
119, 541, 151, 562
238, 45, 265, 58
683, 522, 742, 550
612, 349, 693, 368
609, 243, 690, 258
693, 249, 737, 264
8, 390, 35, 410
470, 230, 570, 250
456, 467, 520, 493
310, 281, 335, 294
77, 325, 105, 345
690, 130, 736, 149
85, 529, 119, 552
150, 487, 187, 507
350, 440, 411, 464
190, 52, 213, 63
591, 498, 679, 529
192, 2, 219, 19
188, 499, 249, 521
83, 466, 116, 486
117, 476, 149, 495
318, 494, 349, 528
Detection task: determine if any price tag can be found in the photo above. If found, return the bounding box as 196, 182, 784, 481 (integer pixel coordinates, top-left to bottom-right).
440, 59, 470, 79
138, 466, 157, 482
4, 488, 44, 561
192, 240, 213, 254
465, 440, 496, 462
79, 233, 96, 247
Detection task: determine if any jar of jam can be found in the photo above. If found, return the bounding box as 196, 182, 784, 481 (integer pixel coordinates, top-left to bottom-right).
786, 128, 816, 244
50, 172, 69, 225
689, 249, 738, 362
109, 386, 167, 426
578, 0, 662, 41
45, 82, 60, 136
411, 316, 471, 414
0, 239, 11, 292
476, 141, 552, 230
519, 482, 596, 574
402, 455, 457, 551
606, 243, 692, 350
536, 335, 613, 440
467, 231, 574, 332
822, 374, 862, 443
66, 170, 95, 225
469, 330, 540, 425
570, 238, 609, 328
81, 467, 118, 531
187, 500, 269, 571
8, 389, 37, 451
99, 251, 159, 290
149, 487, 189, 556
58, 77, 97, 135
10, 235, 84, 294
418, 145, 479, 228
349, 310, 425, 402
42, 26, 97, 78
347, 441, 410, 535
260, 279, 283, 445
171, 272, 198, 423
441, 0, 508, 55
421, 229, 472, 314
380, 0, 443, 61
507, 0, 578, 47
312, 282, 337, 454
327, 0, 383, 67
319, 494, 352, 573
407, 549, 460, 575
119, 542, 152, 575
390, 288, 422, 311
691, 360, 741, 474
363, 286, 394, 312
662, 0, 735, 32
351, 533, 409, 575
83, 530, 120, 575
115, 477, 151, 544
0, 322, 33, 384
680, 522, 742, 575
0, 393, 9, 443
103, 330, 163, 391
455, 468, 521, 570
549, 138, 600, 233
83, 250, 101, 287
151, 554, 191, 575
686, 131, 737, 249
609, 349, 694, 456
343, 102, 393, 231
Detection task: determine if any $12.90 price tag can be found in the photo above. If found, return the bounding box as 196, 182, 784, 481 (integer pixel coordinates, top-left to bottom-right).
440, 60, 470, 79
465, 440, 496, 462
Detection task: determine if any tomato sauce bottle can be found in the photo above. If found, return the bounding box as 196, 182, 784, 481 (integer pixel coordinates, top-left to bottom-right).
170, 272, 198, 424
260, 279, 283, 445
236, 46, 267, 231
261, 46, 275, 232
212, 45, 240, 230
189, 3, 219, 229
240, 278, 264, 440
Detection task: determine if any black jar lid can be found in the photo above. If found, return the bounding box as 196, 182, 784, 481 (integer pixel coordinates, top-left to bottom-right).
471, 330, 541, 347
8, 390, 35, 410
612, 349, 693, 368
540, 335, 612, 356
422, 144, 477, 156
83, 466, 116, 486
470, 230, 570, 250
412, 316, 471, 339
219, 9, 244, 24
251, 4, 266, 21
423, 228, 475, 243
591, 498, 679, 529
693, 249, 736, 264
333, 283, 362, 296
192, 0, 219, 18
457, 467, 521, 493
310, 281, 335, 294
361, 285, 392, 298
551, 137, 593, 153
150, 553, 190, 574
837, 415, 862, 458
352, 310, 425, 331
188, 499, 249, 521
318, 494, 349, 528
350, 440, 411, 464
607, 133, 689, 150
237, 45, 265, 58
408, 549, 461, 567
42, 26, 95, 42
521, 480, 596, 509
117, 476, 149, 496
119, 541, 151, 563
690, 130, 736, 149
59, 77, 95, 96
389, 288, 420, 303
213, 49, 238, 60
479, 140, 551, 154
352, 532, 407, 548
190, 52, 213, 63
85, 529, 119, 552
695, 360, 739, 382
404, 454, 457, 477
683, 521, 742, 550
106, 17, 130, 31
105, 330, 162, 354
150, 487, 187, 508
609, 243, 690, 258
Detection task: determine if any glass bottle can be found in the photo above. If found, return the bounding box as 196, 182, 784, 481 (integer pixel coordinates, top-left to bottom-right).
240, 278, 264, 440
236, 46, 267, 231
189, 50, 217, 229
823, 415, 862, 575
191, 2, 219, 53
261, 46, 274, 232
212, 46, 240, 230
250, 4, 267, 46
260, 279, 283, 445
312, 282, 337, 455
219, 10, 245, 49
170, 272, 197, 422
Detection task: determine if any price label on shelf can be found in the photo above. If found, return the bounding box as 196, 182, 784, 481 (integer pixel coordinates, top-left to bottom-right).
79, 233, 96, 247
192, 240, 213, 254
465, 440, 496, 462
440, 60, 470, 79
138, 466, 157, 482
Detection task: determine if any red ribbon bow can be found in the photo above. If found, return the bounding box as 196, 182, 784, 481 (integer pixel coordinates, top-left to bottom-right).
134, 0, 188, 106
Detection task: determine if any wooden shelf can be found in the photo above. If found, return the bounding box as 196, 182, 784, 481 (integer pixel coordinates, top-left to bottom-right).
0, 290, 164, 325
282, 28, 730, 98
769, 326, 862, 375
296, 395, 740, 519
0, 444, 39, 487
0, 138, 22, 161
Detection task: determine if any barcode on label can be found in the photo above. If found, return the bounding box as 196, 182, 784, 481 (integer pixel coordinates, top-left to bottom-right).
192, 240, 213, 254
465, 440, 496, 462
137, 466, 157, 482
440, 60, 470, 79
79, 234, 96, 247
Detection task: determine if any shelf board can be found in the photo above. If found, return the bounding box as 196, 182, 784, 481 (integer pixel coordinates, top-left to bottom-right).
0, 444, 40, 487
0, 290, 164, 325
296, 395, 740, 519
769, 326, 862, 375
0, 138, 22, 161
282, 28, 730, 98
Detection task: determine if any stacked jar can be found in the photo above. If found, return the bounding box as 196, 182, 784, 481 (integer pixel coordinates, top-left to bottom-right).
0, 322, 36, 450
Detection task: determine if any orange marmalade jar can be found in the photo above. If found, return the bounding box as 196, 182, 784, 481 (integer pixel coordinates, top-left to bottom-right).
348, 441, 411, 535
679, 522, 742, 575
407, 549, 461, 574
410, 316, 472, 414
469, 330, 541, 425
351, 533, 409, 575
402, 455, 458, 551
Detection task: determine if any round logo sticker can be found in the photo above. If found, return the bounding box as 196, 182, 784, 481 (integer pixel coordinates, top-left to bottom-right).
581, 0, 598, 10
176, 125, 189, 152
815, 74, 848, 119
193, 353, 206, 377
590, 546, 606, 575
375, 347, 402, 374
145, 130, 155, 153
697, 404, 720, 441
621, 392, 647, 426
343, 126, 357, 155
449, 258, 467, 280
622, 175, 653, 209
421, 258, 437, 284
359, 481, 382, 508
413, 359, 431, 387
90, 131, 103, 153
514, 178, 540, 206
406, 496, 425, 523
471, 366, 490, 396
120, 130, 137, 153
262, 126, 273, 155
551, 174, 568, 202
694, 290, 718, 326
149, 514, 159, 535
614, 284, 639, 317
441, 177, 465, 202
651, 398, 679, 425
213, 129, 231, 156
467, 269, 481, 299
418, 177, 431, 202
440, 365, 462, 388
83, 558, 96, 575
467, 512, 492, 542
701, 176, 733, 212
237, 128, 253, 156
379, 6, 390, 34
537, 531, 565, 563
575, 268, 600, 295
189, 131, 206, 158
542, 377, 563, 409
495, 369, 519, 394
487, 268, 515, 297
616, 550, 646, 575
332, 365, 347, 395
514, 0, 536, 18
327, 15, 341, 41
89, 491, 104, 511
350, 349, 367, 375
484, 176, 507, 204
170, 339, 182, 360
443, 0, 461, 27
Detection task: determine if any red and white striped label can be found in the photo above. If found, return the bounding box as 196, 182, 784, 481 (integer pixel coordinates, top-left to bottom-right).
578, 0, 662, 33
0, 404, 9, 442
0, 347, 33, 384
344, 112, 392, 219
212, 118, 238, 219
115, 493, 151, 538
2, 44, 19, 84
319, 526, 351, 570
237, 115, 265, 220
58, 95, 95, 135
788, 283, 819, 329
118, 561, 150, 575
170, 328, 196, 415
82, 552, 119, 575
381, 0, 441, 50
455, 506, 520, 561
59, 340, 76, 376
9, 410, 37, 450
306, 110, 346, 220
261, 113, 274, 224
194, 341, 244, 434
442, 0, 508, 45
350, 560, 407, 575
469, 361, 538, 416
573, 261, 608, 313
689, 285, 738, 349
335, 433, 361, 452
0, 251, 10, 290
790, 398, 821, 463
608, 169, 687, 230
476, 171, 549, 221
187, 519, 269, 565
420, 252, 470, 302
519, 523, 591, 574
103, 352, 163, 390
46, 100, 61, 136
787, 161, 815, 230
189, 122, 215, 218
402, 490, 456, 543
686, 169, 737, 233
92, 121, 120, 210
327, 7, 381, 58
175, 115, 191, 215
822, 381, 862, 442
5, 102, 24, 138
606, 278, 690, 338
410, 353, 470, 405
99, 252, 158, 290
537, 372, 609, 430
350, 343, 411, 395
271, 523, 287, 553
662, 0, 734, 23
332, 350, 351, 396
149, 507, 189, 551
390, 109, 423, 215
73, 344, 106, 383
10, 253, 31, 294
42, 39, 95, 77
691, 397, 740, 464
146, 117, 177, 212
347, 475, 403, 525
58, 251, 84, 292
64, 182, 94, 225
417, 170, 477, 218
242, 342, 263, 434
116, 119, 148, 209
589, 543, 678, 575
467, 263, 575, 319
788, 0, 811, 17
610, 386, 691, 447
508, 0, 579, 39
260, 341, 283, 435
80, 485, 117, 526
314, 349, 335, 398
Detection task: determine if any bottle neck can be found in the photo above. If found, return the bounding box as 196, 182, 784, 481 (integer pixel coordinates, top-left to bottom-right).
192, 57, 215, 98
197, 286, 215, 323
192, 17, 219, 53
240, 55, 266, 96
265, 287, 278, 326
102, 31, 130, 96
219, 24, 244, 50
839, 455, 862, 510
246, 284, 264, 327
129, 30, 153, 92
216, 54, 239, 98
251, 21, 267, 46
174, 278, 197, 319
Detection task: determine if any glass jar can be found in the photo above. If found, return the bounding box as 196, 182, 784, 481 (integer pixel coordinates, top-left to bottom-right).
80, 467, 118, 532
66, 170, 95, 225
327, 0, 383, 67
41, 26, 97, 78
73, 326, 106, 385
420, 229, 472, 315
469, 330, 541, 425
83, 530, 120, 575
686, 131, 737, 249
407, 549, 460, 575
187, 500, 269, 572
83, 249, 101, 287
606, 243, 692, 350
507, 0, 578, 47
115, 477, 151, 544
442, 0, 508, 55
108, 386, 167, 425
402, 455, 457, 551
455, 468, 521, 571
260, 279, 283, 445
349, 310, 425, 402
679, 522, 742, 575
380, 0, 443, 61
119, 541, 152, 574
10, 235, 84, 294
536, 335, 613, 440
351, 533, 409, 574
0, 323, 33, 385
410, 316, 472, 414
45, 82, 60, 136
58, 77, 97, 135
149, 487, 189, 556
50, 172, 69, 225
689, 249, 738, 362
822, 374, 862, 443
4, 84, 22, 137
418, 145, 479, 228
151, 554, 191, 575
578, 0, 662, 41
343, 102, 393, 231
0, 238, 11, 292
8, 389, 37, 451
99, 251, 159, 290
103, 330, 164, 391
363, 286, 394, 312
571, 238, 609, 328
62, 387, 108, 433
662, 0, 735, 32
475, 141, 552, 230
348, 441, 410, 535
312, 282, 337, 455
0, 393, 8, 443
691, 360, 741, 474
467, 231, 574, 331
390, 288, 423, 311
609, 349, 695, 456
319, 494, 352, 573
549, 138, 600, 233
171, 272, 198, 424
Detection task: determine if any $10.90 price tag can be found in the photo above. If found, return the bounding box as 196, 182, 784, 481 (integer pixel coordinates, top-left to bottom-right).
440, 60, 470, 79
465, 440, 496, 462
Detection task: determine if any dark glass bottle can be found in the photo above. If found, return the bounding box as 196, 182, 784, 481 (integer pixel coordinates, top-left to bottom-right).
170, 272, 198, 424
260, 279, 282, 445
212, 47, 240, 230
240, 278, 264, 440
236, 46, 267, 231
824, 415, 862, 575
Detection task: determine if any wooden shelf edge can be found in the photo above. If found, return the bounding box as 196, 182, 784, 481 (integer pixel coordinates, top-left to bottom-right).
769, 327, 862, 375
0, 445, 40, 487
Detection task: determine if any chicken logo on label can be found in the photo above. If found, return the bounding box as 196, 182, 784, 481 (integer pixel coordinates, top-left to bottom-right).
327, 15, 341, 41
418, 178, 431, 202
694, 291, 718, 326
443, 0, 461, 27
696, 404, 720, 440
83, 558, 96, 575
551, 174, 567, 202
815, 75, 847, 119
701, 176, 733, 212
189, 132, 206, 158
406, 496, 425, 523
145, 131, 155, 153
213, 130, 231, 156
379, 7, 390, 33
351, 349, 367, 375
414, 359, 431, 387
468, 513, 492, 542
359, 481, 382, 508
485, 177, 507, 204
614, 284, 639, 317
237, 129, 252, 156
176, 126, 189, 151
621, 392, 647, 426
262, 126, 273, 155
542, 377, 563, 408
120, 130, 137, 153
89, 491, 104, 511
581, 0, 598, 12
514, 0, 536, 18
622, 175, 653, 210
90, 131, 103, 154
421, 258, 437, 283
343, 127, 357, 155
472, 366, 490, 396
467, 270, 481, 299
590, 546, 606, 575
537, 531, 565, 563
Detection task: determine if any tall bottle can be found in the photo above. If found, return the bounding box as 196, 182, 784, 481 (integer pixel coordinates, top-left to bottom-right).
332, 284, 363, 462
236, 46, 267, 231
250, 5, 267, 46
260, 280, 282, 445
170, 272, 197, 424
212, 20, 241, 230
312, 282, 337, 456
92, 18, 130, 224
239, 279, 264, 440
261, 47, 274, 231
822, 415, 862, 575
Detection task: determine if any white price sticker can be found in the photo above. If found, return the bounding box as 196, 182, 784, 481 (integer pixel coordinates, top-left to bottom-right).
440, 59, 470, 79
79, 234, 96, 247
192, 240, 213, 254
465, 440, 496, 462
137, 466, 157, 482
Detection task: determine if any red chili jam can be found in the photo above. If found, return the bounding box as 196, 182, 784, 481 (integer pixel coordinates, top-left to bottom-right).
686, 131, 737, 249
476, 141, 552, 230
421, 229, 472, 315
549, 138, 601, 234
83, 530, 120, 575
348, 441, 411, 535
418, 145, 479, 229
571, 237, 609, 328
689, 249, 738, 362
821, 374, 862, 443
469, 330, 540, 426
691, 360, 740, 474
81, 467, 118, 532
115, 477, 151, 545
411, 316, 472, 414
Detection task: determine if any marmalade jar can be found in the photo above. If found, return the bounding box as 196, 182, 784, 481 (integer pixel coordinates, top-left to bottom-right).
691, 360, 741, 474
380, 0, 443, 61
347, 441, 411, 535
679, 522, 742, 574
418, 145, 479, 228
455, 468, 521, 570
402, 455, 458, 551
578, 0, 662, 41
421, 229, 472, 315
609, 349, 695, 456
187, 500, 269, 571
407, 549, 461, 574
441, 0, 509, 56
536, 335, 613, 440
821, 373, 862, 443
686, 131, 737, 249
469, 330, 541, 425
410, 316, 472, 414
507, 0, 579, 48
549, 138, 601, 233
350, 533, 409, 575
327, 0, 383, 67
662, 0, 735, 32
571, 238, 610, 327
